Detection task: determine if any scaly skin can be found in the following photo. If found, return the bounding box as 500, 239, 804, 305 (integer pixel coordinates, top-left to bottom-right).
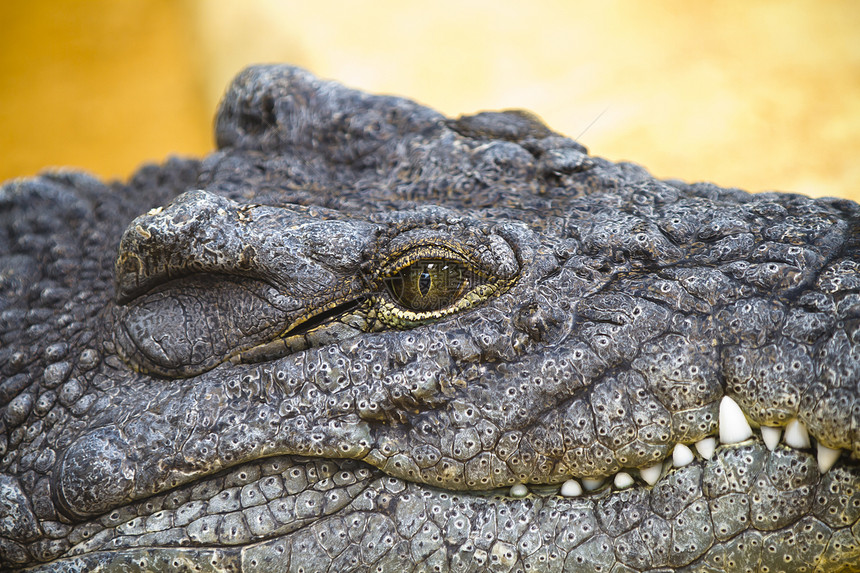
1, 65, 858, 572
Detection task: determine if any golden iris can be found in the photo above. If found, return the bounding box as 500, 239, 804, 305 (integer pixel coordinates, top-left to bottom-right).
384, 259, 468, 312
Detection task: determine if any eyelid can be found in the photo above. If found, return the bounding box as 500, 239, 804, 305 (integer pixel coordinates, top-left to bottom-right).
376, 244, 487, 282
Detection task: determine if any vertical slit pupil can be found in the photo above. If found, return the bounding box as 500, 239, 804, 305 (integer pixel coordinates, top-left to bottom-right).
384, 259, 467, 312
418, 266, 433, 296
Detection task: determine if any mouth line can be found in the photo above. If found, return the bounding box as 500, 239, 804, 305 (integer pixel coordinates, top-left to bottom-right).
44, 407, 854, 571
522, 395, 852, 499
27, 451, 855, 573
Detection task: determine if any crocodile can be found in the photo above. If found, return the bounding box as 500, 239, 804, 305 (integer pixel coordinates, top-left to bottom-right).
1, 64, 859, 572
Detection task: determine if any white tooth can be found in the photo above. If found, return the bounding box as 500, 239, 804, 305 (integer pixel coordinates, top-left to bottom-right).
614, 472, 634, 489
719, 396, 753, 444
640, 462, 663, 486
695, 437, 716, 460
817, 443, 841, 473
784, 418, 811, 449
673, 444, 694, 467
510, 483, 529, 498
560, 479, 583, 497
760, 426, 782, 451
582, 477, 605, 491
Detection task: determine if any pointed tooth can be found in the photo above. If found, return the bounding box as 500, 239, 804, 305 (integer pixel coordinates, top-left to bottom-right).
640, 462, 663, 486
673, 444, 694, 467
817, 444, 841, 473
560, 479, 583, 497
784, 418, 811, 449
582, 477, 605, 491
719, 396, 753, 444
614, 472, 634, 489
509, 484, 529, 498
695, 437, 716, 460
761, 426, 782, 451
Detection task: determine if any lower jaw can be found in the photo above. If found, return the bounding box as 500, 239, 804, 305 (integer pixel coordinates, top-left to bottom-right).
23, 437, 860, 573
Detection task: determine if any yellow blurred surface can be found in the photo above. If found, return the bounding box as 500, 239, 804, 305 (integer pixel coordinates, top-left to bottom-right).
0, 1, 211, 183
2, 0, 859, 201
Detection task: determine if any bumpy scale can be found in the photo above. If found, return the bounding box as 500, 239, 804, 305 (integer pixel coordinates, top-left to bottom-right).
1, 65, 859, 572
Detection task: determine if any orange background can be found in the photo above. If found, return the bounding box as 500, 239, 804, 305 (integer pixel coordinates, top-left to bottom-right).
2, 1, 859, 201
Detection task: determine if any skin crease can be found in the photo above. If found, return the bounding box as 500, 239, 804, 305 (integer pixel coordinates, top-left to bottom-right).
0, 65, 858, 572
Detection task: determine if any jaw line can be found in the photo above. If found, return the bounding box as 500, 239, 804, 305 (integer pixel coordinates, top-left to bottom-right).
37, 427, 856, 573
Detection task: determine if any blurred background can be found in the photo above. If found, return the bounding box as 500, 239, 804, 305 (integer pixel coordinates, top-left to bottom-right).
1, 0, 858, 201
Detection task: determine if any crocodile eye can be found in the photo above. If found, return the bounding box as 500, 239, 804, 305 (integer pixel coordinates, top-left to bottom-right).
384, 259, 468, 312
369, 238, 518, 329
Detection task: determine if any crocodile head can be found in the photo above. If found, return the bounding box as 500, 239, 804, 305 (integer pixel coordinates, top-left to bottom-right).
1, 65, 859, 572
